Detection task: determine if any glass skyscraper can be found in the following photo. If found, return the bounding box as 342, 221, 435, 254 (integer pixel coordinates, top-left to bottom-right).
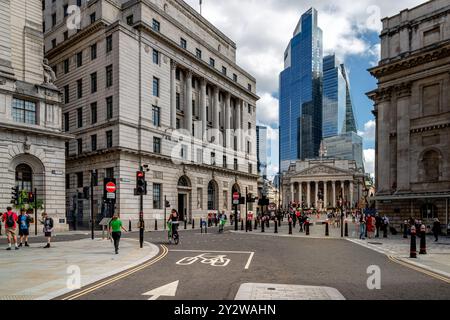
279, 8, 323, 172
256, 125, 268, 178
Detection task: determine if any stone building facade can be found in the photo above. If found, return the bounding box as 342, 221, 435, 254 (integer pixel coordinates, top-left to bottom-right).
282, 159, 366, 210
367, 0, 450, 232
43, 0, 258, 227
0, 0, 70, 231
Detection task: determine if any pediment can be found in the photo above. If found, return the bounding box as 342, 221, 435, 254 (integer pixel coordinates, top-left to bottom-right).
294, 164, 351, 177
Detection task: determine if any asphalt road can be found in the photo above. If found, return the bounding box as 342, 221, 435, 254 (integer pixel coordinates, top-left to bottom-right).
56, 226, 450, 300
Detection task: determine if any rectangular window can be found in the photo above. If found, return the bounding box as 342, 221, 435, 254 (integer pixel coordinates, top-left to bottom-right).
180, 38, 187, 49
91, 169, 98, 186
153, 77, 159, 97
52, 39, 56, 48
106, 130, 113, 148
153, 137, 161, 154
175, 69, 180, 80
90, 43, 97, 60
152, 49, 159, 64
211, 152, 215, 166
176, 93, 180, 110
152, 19, 160, 32
234, 158, 238, 171
222, 66, 227, 75
90, 102, 97, 124
106, 35, 112, 53
153, 184, 161, 209
106, 96, 113, 120
52, 13, 56, 27
63, 112, 69, 132
223, 155, 227, 169
197, 188, 203, 209
248, 105, 252, 114
152, 105, 160, 127
63, 31, 68, 41
105, 167, 114, 179
76, 172, 83, 188
76, 51, 82, 67
77, 107, 82, 128
248, 122, 251, 130
64, 85, 69, 103
90, 12, 96, 24
248, 84, 252, 91
106, 65, 113, 87
192, 100, 196, 117
77, 79, 83, 99
233, 74, 238, 82
180, 144, 188, 160
248, 163, 252, 174
176, 118, 180, 129
90, 72, 97, 93
223, 191, 228, 209
65, 142, 69, 157
77, 138, 82, 154
12, 99, 37, 125
247, 141, 251, 154
64, 59, 69, 74
126, 15, 134, 25
91, 135, 97, 151
196, 48, 202, 59
210, 58, 215, 67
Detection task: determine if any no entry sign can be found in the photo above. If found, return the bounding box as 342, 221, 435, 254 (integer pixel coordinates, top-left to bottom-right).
104, 178, 117, 202
106, 182, 116, 193
233, 192, 240, 205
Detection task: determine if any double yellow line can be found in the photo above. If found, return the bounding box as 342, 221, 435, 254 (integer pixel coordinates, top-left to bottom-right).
388, 255, 450, 284
61, 245, 169, 300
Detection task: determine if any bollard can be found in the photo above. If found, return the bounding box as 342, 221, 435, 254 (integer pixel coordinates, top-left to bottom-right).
261, 219, 265, 233
129, 219, 132, 232
419, 224, 427, 254
325, 221, 329, 236
274, 219, 278, 234
306, 222, 310, 236
241, 219, 244, 231
410, 226, 417, 258
155, 219, 158, 231
403, 223, 408, 239
254, 219, 257, 230
184, 219, 187, 230
192, 219, 195, 229
345, 222, 349, 237
288, 220, 292, 235
215, 218, 218, 227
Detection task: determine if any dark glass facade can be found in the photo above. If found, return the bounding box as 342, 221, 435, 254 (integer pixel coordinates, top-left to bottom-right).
279, 8, 323, 172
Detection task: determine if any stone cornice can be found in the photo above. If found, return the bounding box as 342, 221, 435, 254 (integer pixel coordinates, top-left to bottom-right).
368, 40, 450, 79
367, 81, 412, 103
0, 122, 74, 140
410, 122, 450, 134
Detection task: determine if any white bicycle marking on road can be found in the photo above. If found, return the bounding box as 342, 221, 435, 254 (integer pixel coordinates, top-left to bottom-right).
170, 250, 255, 269
176, 253, 231, 267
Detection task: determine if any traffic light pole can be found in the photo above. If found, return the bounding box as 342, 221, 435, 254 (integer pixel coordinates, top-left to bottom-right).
91, 172, 95, 240
245, 187, 248, 232
34, 188, 37, 236
139, 166, 144, 248
234, 203, 238, 231
164, 195, 167, 230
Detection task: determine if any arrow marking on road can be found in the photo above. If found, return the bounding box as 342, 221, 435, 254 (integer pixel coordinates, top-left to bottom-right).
142, 281, 179, 300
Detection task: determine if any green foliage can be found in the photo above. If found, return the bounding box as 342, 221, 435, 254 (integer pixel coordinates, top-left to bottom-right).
14, 190, 44, 211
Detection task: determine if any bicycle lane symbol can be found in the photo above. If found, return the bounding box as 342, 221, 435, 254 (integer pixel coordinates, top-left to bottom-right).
176, 253, 231, 267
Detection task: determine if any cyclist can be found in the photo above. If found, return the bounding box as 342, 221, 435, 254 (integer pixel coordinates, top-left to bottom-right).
218, 211, 227, 233
167, 209, 179, 244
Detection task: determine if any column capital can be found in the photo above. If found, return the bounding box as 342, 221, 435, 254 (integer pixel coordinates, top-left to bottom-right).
170, 60, 177, 70
185, 69, 193, 78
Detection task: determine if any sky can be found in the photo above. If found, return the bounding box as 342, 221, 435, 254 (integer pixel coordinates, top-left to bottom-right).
184, 0, 427, 180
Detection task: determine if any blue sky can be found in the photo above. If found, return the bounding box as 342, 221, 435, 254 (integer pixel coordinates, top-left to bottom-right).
184, 0, 426, 179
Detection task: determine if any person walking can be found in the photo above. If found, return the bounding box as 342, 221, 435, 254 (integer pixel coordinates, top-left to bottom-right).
359, 213, 366, 240
432, 218, 441, 242
40, 212, 54, 248
382, 214, 390, 238
18, 209, 32, 247
109, 214, 127, 254
2, 207, 19, 250
375, 213, 382, 238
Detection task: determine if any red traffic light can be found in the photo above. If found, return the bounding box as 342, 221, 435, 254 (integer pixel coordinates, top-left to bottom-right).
137, 171, 144, 178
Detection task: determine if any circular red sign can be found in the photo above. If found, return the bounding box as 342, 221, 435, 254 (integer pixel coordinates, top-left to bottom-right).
233, 192, 239, 200
106, 182, 116, 193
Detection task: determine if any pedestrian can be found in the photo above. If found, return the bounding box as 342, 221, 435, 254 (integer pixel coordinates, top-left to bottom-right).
2, 207, 19, 250
40, 212, 54, 248
367, 215, 375, 239
432, 218, 440, 242
359, 213, 366, 240
109, 214, 127, 254
375, 213, 382, 238
18, 209, 32, 247
382, 215, 389, 238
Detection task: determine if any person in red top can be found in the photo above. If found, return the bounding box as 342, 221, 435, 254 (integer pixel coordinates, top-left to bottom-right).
2, 207, 19, 250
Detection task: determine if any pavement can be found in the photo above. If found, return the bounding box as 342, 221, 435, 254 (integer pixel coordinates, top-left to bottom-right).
0, 237, 159, 300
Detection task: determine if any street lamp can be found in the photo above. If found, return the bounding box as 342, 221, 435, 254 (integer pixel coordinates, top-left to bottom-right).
339, 198, 344, 237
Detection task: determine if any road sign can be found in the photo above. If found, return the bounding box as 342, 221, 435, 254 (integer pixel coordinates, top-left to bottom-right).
233, 192, 240, 205
106, 182, 116, 193
142, 281, 179, 300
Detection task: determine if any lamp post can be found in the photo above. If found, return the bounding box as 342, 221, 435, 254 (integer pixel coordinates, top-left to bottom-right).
339, 198, 344, 238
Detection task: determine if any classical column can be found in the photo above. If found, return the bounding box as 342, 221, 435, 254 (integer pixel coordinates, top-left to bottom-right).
170, 61, 177, 129
0, 0, 14, 77
200, 78, 207, 141
185, 71, 193, 135
349, 181, 354, 209
340, 181, 345, 202
225, 93, 231, 148
306, 182, 311, 208
235, 99, 241, 151
290, 184, 294, 204
213, 86, 220, 145
331, 181, 336, 208
299, 182, 303, 206
240, 99, 245, 152
323, 181, 328, 209
314, 181, 319, 209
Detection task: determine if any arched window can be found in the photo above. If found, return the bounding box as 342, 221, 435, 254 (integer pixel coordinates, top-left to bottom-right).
178, 176, 190, 187
422, 150, 440, 182
16, 164, 33, 191
207, 181, 217, 210
421, 203, 437, 219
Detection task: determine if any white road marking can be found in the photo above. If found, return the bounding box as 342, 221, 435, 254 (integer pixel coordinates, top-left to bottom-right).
176, 253, 231, 267
169, 250, 255, 270
142, 280, 179, 300
245, 252, 254, 270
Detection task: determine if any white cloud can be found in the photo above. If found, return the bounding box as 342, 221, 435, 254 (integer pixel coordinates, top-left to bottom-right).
256, 93, 279, 127
363, 148, 375, 178
358, 120, 376, 141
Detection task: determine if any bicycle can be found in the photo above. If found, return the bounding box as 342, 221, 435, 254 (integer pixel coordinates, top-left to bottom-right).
218, 217, 226, 233
167, 220, 179, 245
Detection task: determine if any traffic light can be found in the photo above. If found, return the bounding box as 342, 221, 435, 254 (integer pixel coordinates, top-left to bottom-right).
165, 200, 171, 208
135, 171, 147, 196
28, 191, 34, 203
11, 187, 19, 205
246, 193, 257, 203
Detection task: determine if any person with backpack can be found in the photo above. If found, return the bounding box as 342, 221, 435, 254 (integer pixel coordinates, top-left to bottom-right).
40, 212, 54, 248
2, 207, 19, 250
18, 209, 32, 247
